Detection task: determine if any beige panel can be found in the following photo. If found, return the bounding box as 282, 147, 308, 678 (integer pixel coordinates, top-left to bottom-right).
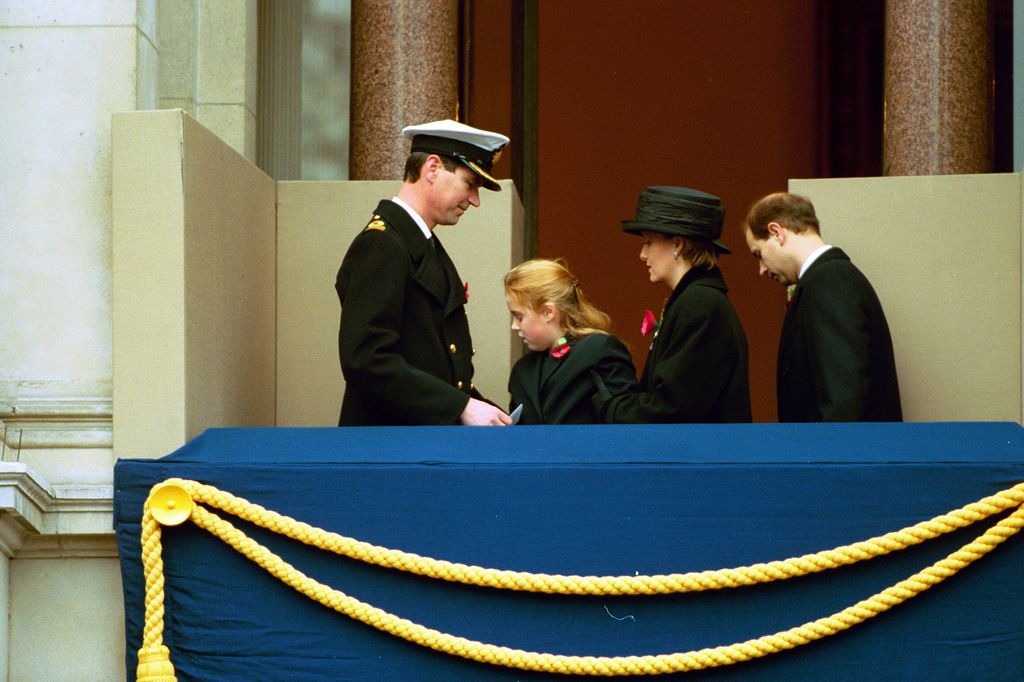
113, 110, 276, 459
10, 557, 124, 680
182, 114, 276, 436
277, 180, 524, 426
790, 174, 1022, 422
112, 110, 188, 458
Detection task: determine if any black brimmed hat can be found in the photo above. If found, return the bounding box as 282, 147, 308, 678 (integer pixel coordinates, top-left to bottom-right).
622, 186, 730, 253
402, 119, 509, 191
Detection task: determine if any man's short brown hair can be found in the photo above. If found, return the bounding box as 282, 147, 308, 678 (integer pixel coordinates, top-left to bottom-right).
403, 152, 460, 183
744, 192, 820, 239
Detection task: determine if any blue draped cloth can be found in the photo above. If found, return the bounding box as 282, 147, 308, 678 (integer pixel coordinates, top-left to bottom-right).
115, 422, 1024, 680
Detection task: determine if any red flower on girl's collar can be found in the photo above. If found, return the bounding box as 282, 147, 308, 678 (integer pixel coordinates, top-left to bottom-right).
641, 309, 661, 336
550, 336, 571, 359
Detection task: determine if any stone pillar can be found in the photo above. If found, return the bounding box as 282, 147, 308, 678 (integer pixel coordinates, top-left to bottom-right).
157, 0, 258, 162
195, 0, 259, 161
256, 0, 303, 180
158, 0, 198, 115
884, 0, 992, 175
349, 0, 458, 179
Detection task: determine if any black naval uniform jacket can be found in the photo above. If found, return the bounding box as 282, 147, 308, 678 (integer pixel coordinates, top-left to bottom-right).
594, 266, 751, 423
778, 247, 902, 422
508, 333, 638, 424
335, 199, 481, 426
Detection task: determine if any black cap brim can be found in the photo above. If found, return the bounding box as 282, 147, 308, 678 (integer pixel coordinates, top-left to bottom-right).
462, 158, 501, 191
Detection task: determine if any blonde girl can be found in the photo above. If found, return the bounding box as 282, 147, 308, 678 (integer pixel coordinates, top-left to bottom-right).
503, 259, 637, 424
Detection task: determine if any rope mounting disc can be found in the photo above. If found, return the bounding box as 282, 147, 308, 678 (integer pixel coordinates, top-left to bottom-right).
149, 483, 194, 526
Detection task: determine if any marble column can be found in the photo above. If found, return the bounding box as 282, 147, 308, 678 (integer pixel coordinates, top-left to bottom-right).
884, 0, 992, 175
349, 0, 458, 180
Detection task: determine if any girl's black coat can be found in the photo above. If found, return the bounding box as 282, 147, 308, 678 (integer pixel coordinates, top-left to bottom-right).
508, 333, 637, 424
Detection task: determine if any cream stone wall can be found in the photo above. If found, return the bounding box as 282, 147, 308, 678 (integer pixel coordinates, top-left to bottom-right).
10, 557, 124, 680
276, 180, 525, 426
790, 174, 1023, 423
0, 1, 151, 473
0, 4, 159, 678
0, 555, 7, 677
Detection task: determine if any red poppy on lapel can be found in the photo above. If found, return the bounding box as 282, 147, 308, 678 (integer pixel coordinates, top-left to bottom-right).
641, 309, 659, 336
464, 281, 470, 302
550, 336, 571, 359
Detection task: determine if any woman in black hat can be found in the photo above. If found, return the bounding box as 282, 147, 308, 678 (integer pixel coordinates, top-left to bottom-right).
592, 186, 752, 423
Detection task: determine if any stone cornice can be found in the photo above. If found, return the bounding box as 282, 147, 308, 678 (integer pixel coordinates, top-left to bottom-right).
0, 463, 116, 558
0, 463, 53, 533
16, 533, 118, 559
0, 398, 113, 449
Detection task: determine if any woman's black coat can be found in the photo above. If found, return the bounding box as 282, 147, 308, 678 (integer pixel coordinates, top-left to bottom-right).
595, 266, 751, 423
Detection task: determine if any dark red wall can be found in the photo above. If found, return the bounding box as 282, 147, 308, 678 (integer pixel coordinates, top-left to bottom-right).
471, 1, 822, 421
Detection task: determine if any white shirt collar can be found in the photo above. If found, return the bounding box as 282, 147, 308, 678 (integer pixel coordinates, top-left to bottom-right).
798, 244, 833, 280
391, 196, 433, 241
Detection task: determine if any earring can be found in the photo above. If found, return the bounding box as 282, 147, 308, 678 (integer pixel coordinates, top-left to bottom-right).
673, 251, 679, 260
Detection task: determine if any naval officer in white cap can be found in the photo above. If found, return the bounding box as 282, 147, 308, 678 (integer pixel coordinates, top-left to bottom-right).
335, 119, 512, 426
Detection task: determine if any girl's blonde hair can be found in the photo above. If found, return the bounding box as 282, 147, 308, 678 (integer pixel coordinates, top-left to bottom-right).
503, 258, 612, 337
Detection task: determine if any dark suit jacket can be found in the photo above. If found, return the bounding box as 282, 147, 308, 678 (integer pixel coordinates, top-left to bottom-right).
778, 247, 902, 422
508, 333, 637, 424
335, 199, 481, 425
596, 267, 752, 423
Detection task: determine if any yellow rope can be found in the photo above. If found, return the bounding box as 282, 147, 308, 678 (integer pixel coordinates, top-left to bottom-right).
137, 478, 1024, 677
162, 478, 1024, 595
137, 502, 177, 681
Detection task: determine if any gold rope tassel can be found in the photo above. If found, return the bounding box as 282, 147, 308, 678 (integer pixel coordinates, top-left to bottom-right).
137, 501, 177, 681
139, 479, 1024, 675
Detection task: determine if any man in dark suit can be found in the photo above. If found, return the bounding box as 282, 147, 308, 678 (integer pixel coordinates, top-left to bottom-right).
335, 120, 512, 426
743, 192, 902, 422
